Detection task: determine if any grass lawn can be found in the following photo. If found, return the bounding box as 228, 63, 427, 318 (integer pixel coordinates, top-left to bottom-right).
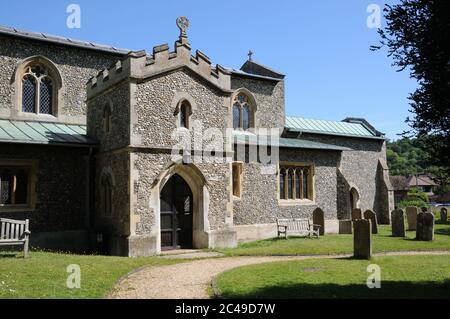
215, 255, 450, 298
217, 223, 450, 256
0, 251, 185, 299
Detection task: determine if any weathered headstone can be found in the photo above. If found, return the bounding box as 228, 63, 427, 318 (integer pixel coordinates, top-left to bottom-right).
416, 212, 435, 241
352, 208, 362, 221
353, 219, 372, 259
363, 210, 378, 234
405, 206, 418, 230
313, 207, 325, 236
339, 220, 353, 234
440, 207, 448, 222
391, 209, 405, 237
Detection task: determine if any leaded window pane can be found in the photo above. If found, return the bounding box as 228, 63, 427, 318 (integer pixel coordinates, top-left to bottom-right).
243, 105, 250, 130
22, 75, 36, 113
233, 104, 240, 129
303, 169, 309, 199
40, 77, 53, 114
288, 170, 294, 199
295, 170, 301, 199
280, 169, 286, 200
0, 173, 11, 205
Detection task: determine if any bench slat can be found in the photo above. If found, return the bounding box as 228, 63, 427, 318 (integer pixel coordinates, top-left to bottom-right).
0, 218, 26, 225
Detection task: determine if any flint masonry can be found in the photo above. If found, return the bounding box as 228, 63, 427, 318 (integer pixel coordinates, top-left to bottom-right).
0, 18, 394, 256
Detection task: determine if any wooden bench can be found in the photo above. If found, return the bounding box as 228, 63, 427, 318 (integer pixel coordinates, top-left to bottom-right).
277, 218, 320, 239
0, 218, 30, 258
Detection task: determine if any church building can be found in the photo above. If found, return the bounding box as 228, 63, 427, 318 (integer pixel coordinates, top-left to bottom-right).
0, 18, 394, 256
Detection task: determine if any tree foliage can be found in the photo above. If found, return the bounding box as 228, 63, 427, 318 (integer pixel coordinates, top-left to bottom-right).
373, 0, 450, 172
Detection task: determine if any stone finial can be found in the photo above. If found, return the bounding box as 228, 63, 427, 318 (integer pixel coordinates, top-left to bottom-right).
176, 16, 190, 44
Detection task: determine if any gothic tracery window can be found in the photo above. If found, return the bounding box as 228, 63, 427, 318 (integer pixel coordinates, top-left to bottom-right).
233, 93, 254, 130
279, 165, 314, 201
21, 63, 55, 115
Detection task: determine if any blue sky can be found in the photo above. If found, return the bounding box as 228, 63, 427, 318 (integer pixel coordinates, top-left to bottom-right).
0, 0, 416, 140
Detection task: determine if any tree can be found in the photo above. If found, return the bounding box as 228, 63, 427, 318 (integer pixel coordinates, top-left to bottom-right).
372, 0, 450, 172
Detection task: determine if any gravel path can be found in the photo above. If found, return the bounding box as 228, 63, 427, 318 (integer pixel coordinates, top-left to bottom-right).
107, 250, 450, 299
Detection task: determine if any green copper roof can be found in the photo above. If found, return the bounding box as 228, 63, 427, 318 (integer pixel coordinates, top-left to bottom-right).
285, 116, 384, 139
233, 132, 351, 151
0, 120, 96, 147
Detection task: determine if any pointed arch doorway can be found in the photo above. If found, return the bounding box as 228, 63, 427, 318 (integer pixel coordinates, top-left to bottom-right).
160, 174, 193, 250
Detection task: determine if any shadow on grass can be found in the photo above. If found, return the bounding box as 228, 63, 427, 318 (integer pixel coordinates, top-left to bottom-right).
0, 253, 21, 258
435, 228, 450, 236
221, 280, 450, 299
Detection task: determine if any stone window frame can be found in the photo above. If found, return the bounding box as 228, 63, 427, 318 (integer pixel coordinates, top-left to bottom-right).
231, 89, 257, 131
277, 162, 315, 206
232, 162, 243, 199
99, 168, 115, 218
103, 100, 113, 135
0, 159, 38, 213
178, 100, 192, 129
12, 56, 63, 121
171, 92, 197, 131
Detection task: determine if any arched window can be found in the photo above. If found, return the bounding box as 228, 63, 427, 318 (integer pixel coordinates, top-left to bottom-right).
232, 92, 255, 130
101, 175, 113, 217
103, 105, 112, 134
178, 100, 191, 129
20, 63, 57, 115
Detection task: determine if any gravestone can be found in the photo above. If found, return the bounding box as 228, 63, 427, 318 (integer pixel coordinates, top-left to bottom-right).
339, 220, 353, 234
416, 212, 435, 241
313, 207, 325, 236
353, 219, 372, 259
352, 208, 362, 221
440, 208, 448, 222
391, 209, 405, 237
405, 206, 418, 230
363, 210, 378, 234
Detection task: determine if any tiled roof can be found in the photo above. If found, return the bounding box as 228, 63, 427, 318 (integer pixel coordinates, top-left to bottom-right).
390, 176, 408, 191
0, 119, 96, 147
233, 131, 351, 151
407, 175, 438, 187
0, 25, 130, 56
285, 116, 385, 139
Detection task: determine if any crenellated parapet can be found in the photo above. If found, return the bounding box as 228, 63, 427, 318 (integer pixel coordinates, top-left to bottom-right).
87, 35, 232, 99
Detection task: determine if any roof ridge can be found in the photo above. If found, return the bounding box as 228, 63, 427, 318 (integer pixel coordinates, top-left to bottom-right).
0, 24, 130, 55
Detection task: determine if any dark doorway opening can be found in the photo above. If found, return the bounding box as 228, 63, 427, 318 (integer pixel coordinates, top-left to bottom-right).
160, 174, 193, 250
